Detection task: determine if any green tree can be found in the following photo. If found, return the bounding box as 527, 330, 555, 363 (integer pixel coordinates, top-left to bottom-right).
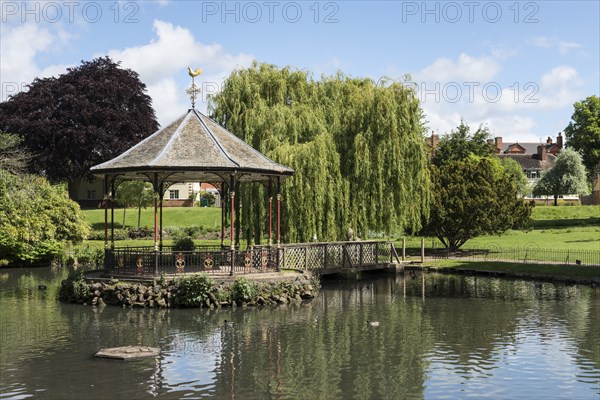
209, 62, 430, 243
564, 95, 600, 180
432, 119, 496, 167
199, 190, 216, 207
499, 157, 530, 197
0, 131, 31, 174
533, 148, 589, 206
0, 171, 90, 265
422, 156, 532, 250
0, 57, 158, 198
115, 181, 154, 228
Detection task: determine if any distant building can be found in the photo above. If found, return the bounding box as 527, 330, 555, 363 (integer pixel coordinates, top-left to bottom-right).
73, 178, 220, 208
426, 131, 579, 203
496, 134, 562, 183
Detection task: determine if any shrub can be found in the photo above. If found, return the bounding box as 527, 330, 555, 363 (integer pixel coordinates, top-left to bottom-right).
127, 226, 154, 239
75, 246, 104, 268
86, 229, 130, 241
0, 171, 89, 265
59, 268, 91, 302
172, 237, 195, 251
175, 274, 214, 307
231, 277, 256, 302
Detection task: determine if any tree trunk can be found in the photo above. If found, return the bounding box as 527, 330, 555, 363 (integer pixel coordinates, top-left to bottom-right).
554, 195, 558, 206
138, 206, 142, 228
122, 207, 127, 229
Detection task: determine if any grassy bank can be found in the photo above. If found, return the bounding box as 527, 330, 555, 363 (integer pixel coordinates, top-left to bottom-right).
399, 205, 600, 251
82, 207, 221, 231
417, 259, 600, 283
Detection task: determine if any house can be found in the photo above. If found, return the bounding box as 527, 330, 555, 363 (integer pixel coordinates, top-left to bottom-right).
73, 177, 219, 208
496, 132, 578, 203
495, 134, 561, 183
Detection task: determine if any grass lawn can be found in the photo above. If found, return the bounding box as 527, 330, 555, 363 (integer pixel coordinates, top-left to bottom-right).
419, 259, 600, 281
79, 205, 599, 253
82, 207, 221, 231
398, 205, 600, 252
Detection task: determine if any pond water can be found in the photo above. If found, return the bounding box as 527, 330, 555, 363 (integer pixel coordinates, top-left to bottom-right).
0, 268, 598, 399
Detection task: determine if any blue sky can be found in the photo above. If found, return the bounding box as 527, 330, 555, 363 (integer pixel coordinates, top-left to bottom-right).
1, 0, 599, 143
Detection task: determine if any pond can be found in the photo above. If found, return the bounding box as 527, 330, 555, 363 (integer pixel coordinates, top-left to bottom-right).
0, 268, 598, 399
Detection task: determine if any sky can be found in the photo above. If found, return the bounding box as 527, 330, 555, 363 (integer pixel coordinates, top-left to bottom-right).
1, 0, 599, 143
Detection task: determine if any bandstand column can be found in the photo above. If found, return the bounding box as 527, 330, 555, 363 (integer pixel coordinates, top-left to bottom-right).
103, 175, 109, 250
103, 175, 109, 273
268, 180, 273, 246
229, 175, 236, 276
110, 179, 115, 249
276, 177, 281, 272
276, 177, 281, 247
159, 185, 164, 251
220, 183, 226, 248
152, 173, 159, 276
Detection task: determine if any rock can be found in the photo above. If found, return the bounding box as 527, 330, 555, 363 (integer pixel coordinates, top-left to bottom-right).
91, 297, 98, 305
153, 285, 161, 294
148, 299, 154, 308
97, 297, 106, 306
301, 291, 313, 299
157, 299, 167, 308
204, 298, 211, 308
208, 292, 217, 304
94, 290, 101, 297
92, 283, 103, 290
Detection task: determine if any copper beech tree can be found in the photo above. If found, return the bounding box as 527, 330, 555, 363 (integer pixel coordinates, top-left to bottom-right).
0, 56, 158, 198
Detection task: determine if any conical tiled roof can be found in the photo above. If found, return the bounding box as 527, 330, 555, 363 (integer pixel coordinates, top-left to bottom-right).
91, 109, 294, 182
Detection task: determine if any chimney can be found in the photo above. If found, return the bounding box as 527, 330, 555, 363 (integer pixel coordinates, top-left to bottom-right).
538, 144, 547, 161
494, 137, 503, 153
427, 132, 439, 150
431, 132, 439, 148
557, 132, 563, 149
546, 136, 553, 144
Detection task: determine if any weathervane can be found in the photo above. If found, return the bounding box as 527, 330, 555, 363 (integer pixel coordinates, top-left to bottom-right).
186, 67, 202, 109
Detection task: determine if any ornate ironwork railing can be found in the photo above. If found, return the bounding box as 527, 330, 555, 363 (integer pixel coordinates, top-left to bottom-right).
104, 246, 280, 277
103, 241, 399, 277
279, 241, 399, 272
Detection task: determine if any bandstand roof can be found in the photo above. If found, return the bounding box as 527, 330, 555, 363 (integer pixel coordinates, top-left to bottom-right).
90, 109, 294, 183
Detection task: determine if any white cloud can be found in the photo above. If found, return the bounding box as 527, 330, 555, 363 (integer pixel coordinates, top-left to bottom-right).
529, 36, 583, 55
0, 23, 70, 100
415, 53, 501, 83
415, 53, 585, 142
105, 20, 255, 124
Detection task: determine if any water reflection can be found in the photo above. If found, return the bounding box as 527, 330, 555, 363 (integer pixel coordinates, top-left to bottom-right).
0, 268, 598, 399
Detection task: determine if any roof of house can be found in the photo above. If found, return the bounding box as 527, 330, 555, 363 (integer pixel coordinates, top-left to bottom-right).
498, 153, 557, 170
502, 142, 541, 154
91, 109, 294, 183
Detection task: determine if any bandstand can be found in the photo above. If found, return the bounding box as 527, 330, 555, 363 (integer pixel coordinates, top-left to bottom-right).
91, 70, 400, 278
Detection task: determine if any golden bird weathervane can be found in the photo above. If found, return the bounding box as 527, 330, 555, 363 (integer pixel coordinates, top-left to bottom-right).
186, 67, 202, 109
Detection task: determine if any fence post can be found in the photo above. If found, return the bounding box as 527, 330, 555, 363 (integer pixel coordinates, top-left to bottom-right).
402, 237, 406, 261
359, 243, 364, 266
421, 237, 425, 263
375, 242, 379, 264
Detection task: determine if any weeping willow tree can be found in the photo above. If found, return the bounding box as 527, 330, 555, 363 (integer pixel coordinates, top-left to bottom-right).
209, 62, 430, 243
